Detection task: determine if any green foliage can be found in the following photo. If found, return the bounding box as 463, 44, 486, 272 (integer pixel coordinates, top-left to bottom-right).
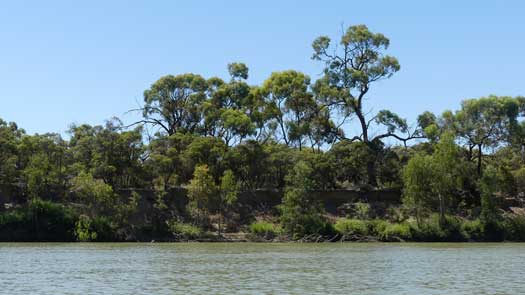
328, 141, 375, 187
1, 24, 524, 243
219, 169, 239, 211
461, 219, 484, 241
334, 219, 369, 236
379, 222, 413, 241
279, 161, 330, 239
75, 215, 98, 242
312, 24, 404, 147
352, 202, 371, 220
410, 214, 466, 242
167, 220, 203, 240
187, 164, 218, 224
403, 133, 465, 225
0, 199, 77, 241
227, 62, 249, 80
71, 172, 115, 207
503, 214, 525, 241
478, 166, 504, 241
249, 221, 282, 238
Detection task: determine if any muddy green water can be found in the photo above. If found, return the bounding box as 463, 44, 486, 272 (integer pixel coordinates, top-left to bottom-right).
0, 243, 523, 294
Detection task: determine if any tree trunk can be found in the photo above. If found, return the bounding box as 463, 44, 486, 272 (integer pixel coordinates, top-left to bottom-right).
366, 158, 378, 188
477, 143, 483, 176
438, 193, 446, 227
356, 111, 368, 143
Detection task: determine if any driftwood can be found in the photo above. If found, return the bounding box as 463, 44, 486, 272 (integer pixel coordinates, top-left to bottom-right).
339, 234, 380, 242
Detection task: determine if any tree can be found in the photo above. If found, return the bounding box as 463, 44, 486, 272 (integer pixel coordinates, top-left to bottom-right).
70, 171, 116, 214
403, 133, 463, 225
478, 166, 503, 240
328, 141, 374, 188
227, 62, 249, 80
262, 70, 316, 148
141, 73, 208, 135
0, 119, 24, 197
203, 64, 256, 145
217, 169, 239, 234
445, 96, 520, 176
186, 164, 218, 225
279, 161, 328, 239
68, 118, 144, 188
312, 24, 413, 143
19, 133, 68, 200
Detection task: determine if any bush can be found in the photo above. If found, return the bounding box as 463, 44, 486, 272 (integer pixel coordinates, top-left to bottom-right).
249, 221, 282, 239
0, 199, 77, 241
74, 215, 117, 242
353, 202, 371, 220
75, 215, 98, 242
503, 214, 525, 241
379, 222, 412, 241
167, 220, 203, 240
461, 219, 484, 241
411, 214, 466, 242
368, 219, 388, 236
481, 219, 504, 242
334, 219, 368, 236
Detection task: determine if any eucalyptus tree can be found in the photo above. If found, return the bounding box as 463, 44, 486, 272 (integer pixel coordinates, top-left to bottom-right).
0, 119, 24, 196
279, 160, 327, 239
217, 169, 239, 234
403, 133, 465, 226
444, 96, 520, 175
262, 70, 314, 148
68, 118, 144, 188
262, 70, 337, 150
19, 133, 68, 200
311, 25, 422, 186
187, 164, 218, 225
203, 63, 256, 145
311, 24, 415, 144
141, 73, 208, 135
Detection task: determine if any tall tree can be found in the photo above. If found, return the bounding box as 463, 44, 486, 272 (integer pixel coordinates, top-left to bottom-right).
445, 96, 520, 175
312, 24, 412, 143
262, 70, 314, 148
0, 119, 24, 197
403, 133, 464, 225
187, 164, 218, 226
203, 64, 256, 145
262, 70, 337, 149
141, 73, 208, 135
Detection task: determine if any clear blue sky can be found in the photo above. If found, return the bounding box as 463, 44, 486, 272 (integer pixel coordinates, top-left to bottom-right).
1, 0, 524, 135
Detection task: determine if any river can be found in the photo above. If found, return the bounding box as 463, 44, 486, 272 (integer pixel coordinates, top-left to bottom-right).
0, 243, 523, 294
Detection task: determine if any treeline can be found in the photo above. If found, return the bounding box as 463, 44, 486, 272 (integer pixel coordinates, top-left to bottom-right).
1, 25, 525, 242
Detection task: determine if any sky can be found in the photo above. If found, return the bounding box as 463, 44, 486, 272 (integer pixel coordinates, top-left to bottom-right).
0, 0, 524, 136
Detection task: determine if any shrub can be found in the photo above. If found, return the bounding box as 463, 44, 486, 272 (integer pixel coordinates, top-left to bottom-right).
379, 222, 412, 241
0, 199, 77, 241
368, 219, 388, 236
279, 161, 330, 239
353, 202, 371, 220
167, 220, 203, 240
503, 214, 525, 241
73, 215, 117, 242
481, 219, 504, 242
334, 219, 368, 236
75, 215, 98, 242
461, 219, 484, 241
411, 214, 466, 242
249, 221, 282, 238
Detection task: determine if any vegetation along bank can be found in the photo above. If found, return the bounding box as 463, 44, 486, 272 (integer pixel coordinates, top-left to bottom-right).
1, 25, 525, 242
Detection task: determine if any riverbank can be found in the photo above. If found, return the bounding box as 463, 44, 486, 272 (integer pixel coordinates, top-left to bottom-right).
140, 214, 525, 243
1, 199, 524, 243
